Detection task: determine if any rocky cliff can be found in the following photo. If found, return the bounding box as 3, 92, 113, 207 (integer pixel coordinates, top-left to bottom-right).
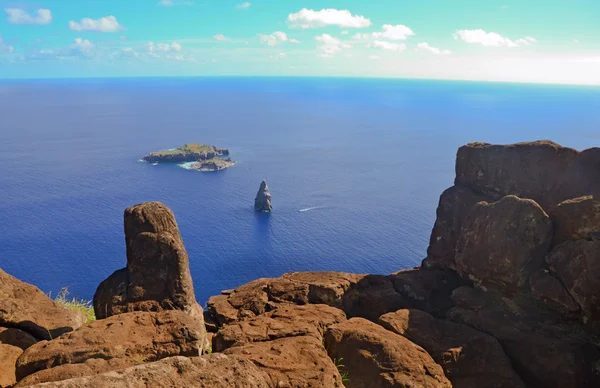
1, 140, 600, 387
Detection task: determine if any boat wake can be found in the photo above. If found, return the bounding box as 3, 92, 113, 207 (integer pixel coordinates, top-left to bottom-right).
298, 206, 325, 212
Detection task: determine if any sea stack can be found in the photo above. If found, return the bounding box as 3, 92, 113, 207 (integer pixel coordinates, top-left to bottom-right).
254, 179, 272, 212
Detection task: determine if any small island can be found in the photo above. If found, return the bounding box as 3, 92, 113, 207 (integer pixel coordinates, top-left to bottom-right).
142, 143, 236, 172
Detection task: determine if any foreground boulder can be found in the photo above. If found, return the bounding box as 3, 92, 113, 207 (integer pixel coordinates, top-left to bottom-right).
225, 335, 344, 387
93, 202, 203, 320
550, 195, 600, 245
15, 310, 207, 386
22, 355, 272, 388
0, 269, 86, 341
324, 318, 451, 387
455, 195, 553, 292
379, 309, 525, 388
0, 327, 38, 387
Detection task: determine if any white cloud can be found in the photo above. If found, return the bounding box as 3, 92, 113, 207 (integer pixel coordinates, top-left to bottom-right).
5, 8, 52, 25
453, 29, 537, 47
341, 30, 349, 35
369, 55, 380, 60
0, 36, 14, 53
288, 8, 371, 29
69, 16, 123, 32
259, 31, 289, 46
371, 40, 406, 51
315, 33, 351, 57
157, 0, 174, 5
214, 34, 231, 41
571, 57, 600, 63
372, 24, 414, 41
417, 42, 451, 55
573, 39, 580, 44
70, 38, 95, 57
236, 2, 251, 9
146, 41, 182, 52
269, 52, 286, 59
289, 38, 301, 44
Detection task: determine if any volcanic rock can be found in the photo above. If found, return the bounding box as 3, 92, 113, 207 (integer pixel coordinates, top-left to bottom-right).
254, 180, 272, 212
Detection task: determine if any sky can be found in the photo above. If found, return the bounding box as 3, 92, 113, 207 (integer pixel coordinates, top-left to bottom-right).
0, 0, 599, 84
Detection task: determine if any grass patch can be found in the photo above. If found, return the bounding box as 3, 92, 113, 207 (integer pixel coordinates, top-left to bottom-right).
53, 287, 96, 324
335, 357, 350, 386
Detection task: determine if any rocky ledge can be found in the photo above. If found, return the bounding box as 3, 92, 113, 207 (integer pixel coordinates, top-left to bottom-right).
185, 157, 236, 172
142, 143, 233, 168
2, 140, 600, 387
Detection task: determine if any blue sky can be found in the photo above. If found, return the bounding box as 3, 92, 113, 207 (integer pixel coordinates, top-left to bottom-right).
0, 0, 599, 84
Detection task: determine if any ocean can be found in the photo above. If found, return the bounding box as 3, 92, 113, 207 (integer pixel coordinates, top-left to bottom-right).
1, 77, 599, 305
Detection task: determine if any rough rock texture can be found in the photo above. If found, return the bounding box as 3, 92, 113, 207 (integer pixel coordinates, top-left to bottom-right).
1, 343, 24, 388
455, 195, 553, 292
213, 304, 346, 352
454, 141, 580, 209
379, 309, 525, 388
225, 335, 344, 387
15, 310, 207, 385
341, 275, 408, 322
551, 147, 600, 204
0, 269, 86, 341
0, 327, 38, 351
325, 318, 451, 388
254, 180, 272, 212
529, 269, 580, 315
21, 355, 271, 388
448, 287, 600, 388
424, 185, 490, 270
93, 202, 203, 321
550, 196, 600, 245
546, 239, 600, 323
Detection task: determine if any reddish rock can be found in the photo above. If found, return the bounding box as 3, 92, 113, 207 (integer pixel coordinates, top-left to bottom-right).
15, 310, 207, 385
529, 269, 580, 315
454, 141, 579, 209
341, 275, 407, 322
0, 269, 86, 341
225, 335, 344, 387
281, 272, 363, 307
324, 318, 451, 388
455, 195, 553, 292
213, 304, 346, 352
20, 355, 272, 388
546, 239, 600, 323
550, 196, 600, 245
379, 309, 525, 388
424, 185, 490, 270
93, 202, 203, 321
1, 343, 23, 388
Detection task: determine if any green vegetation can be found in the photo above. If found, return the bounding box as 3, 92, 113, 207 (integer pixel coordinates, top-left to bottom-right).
147, 143, 215, 157
54, 287, 96, 323
335, 357, 350, 386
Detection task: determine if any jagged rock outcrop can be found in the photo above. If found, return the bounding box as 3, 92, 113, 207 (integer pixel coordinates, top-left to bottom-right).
93, 202, 203, 321
550, 195, 600, 245
254, 180, 272, 212
379, 309, 526, 388
455, 195, 553, 292
23, 355, 272, 388
325, 318, 452, 387
15, 310, 207, 386
0, 269, 86, 341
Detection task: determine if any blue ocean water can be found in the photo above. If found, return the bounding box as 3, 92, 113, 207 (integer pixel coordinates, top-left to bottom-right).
1, 77, 599, 305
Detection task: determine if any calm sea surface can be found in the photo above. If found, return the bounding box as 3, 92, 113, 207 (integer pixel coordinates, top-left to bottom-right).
1, 77, 599, 304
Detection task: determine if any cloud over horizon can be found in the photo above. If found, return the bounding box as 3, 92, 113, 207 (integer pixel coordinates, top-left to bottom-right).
288, 9, 371, 29
5, 8, 52, 25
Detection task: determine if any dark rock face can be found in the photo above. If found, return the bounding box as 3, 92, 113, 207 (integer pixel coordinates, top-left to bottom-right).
455, 195, 553, 292
324, 318, 451, 388
23, 355, 272, 388
254, 179, 272, 212
529, 269, 580, 315
550, 195, 600, 245
93, 202, 203, 321
546, 239, 600, 323
15, 310, 207, 385
379, 309, 526, 388
0, 269, 86, 341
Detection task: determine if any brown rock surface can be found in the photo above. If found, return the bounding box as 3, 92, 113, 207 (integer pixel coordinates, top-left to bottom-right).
455, 195, 553, 291
213, 304, 346, 352
0, 269, 86, 341
324, 318, 451, 388
15, 310, 207, 385
281, 271, 363, 307
1, 343, 23, 388
454, 141, 579, 209
546, 239, 600, 322
550, 196, 600, 245
552, 147, 600, 204
225, 335, 344, 387
529, 269, 580, 315
341, 275, 407, 322
0, 327, 38, 351
93, 202, 203, 321
379, 309, 525, 388
22, 355, 272, 388
424, 185, 490, 269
